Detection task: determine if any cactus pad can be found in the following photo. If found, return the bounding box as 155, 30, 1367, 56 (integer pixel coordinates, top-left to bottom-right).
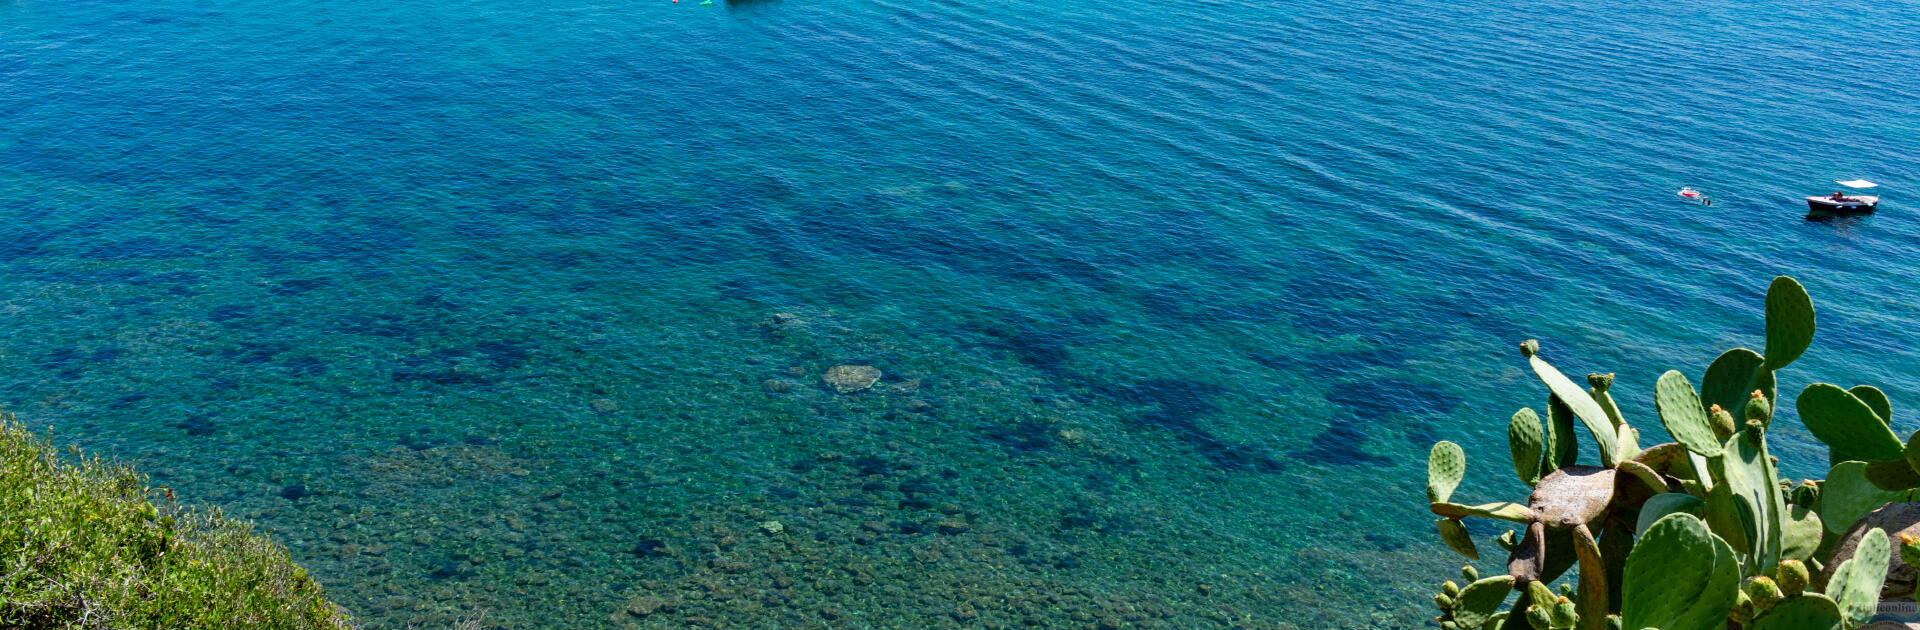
1634, 493, 1705, 537
1723, 431, 1784, 573
1510, 408, 1544, 486
1531, 355, 1621, 466
1863, 457, 1920, 492
1850, 384, 1892, 424
1905, 429, 1920, 482
1431, 501, 1534, 522
1798, 383, 1904, 466
1744, 593, 1842, 630
1654, 370, 1724, 458
1450, 575, 1516, 628
1430, 441, 1467, 503
1701, 348, 1769, 424
1819, 461, 1904, 535
1779, 504, 1823, 562
1827, 527, 1890, 627
1439, 517, 1479, 560
1763, 276, 1815, 370
1621, 513, 1740, 630
1546, 395, 1578, 472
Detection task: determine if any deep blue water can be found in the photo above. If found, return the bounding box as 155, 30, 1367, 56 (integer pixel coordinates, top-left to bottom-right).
4, 0, 1919, 627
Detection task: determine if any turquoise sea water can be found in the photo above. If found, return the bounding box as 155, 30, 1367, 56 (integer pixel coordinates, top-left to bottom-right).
4, 0, 1920, 627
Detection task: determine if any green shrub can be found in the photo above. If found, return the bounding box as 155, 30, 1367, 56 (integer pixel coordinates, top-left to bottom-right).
1421, 276, 1920, 629
0, 415, 351, 629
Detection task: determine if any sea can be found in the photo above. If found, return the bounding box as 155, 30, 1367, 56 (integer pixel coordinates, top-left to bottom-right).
3, 0, 1919, 627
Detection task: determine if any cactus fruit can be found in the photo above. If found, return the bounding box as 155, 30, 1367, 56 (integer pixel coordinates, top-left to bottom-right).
1742, 576, 1781, 610
1442, 580, 1461, 597
1788, 480, 1818, 506
1586, 373, 1613, 392
1549, 596, 1578, 629
1774, 559, 1808, 596
1496, 529, 1519, 551
1797, 383, 1904, 465
1462, 565, 1479, 582
1729, 591, 1754, 625
1745, 390, 1772, 425
1901, 533, 1920, 569
1510, 408, 1545, 486
1430, 441, 1467, 503
1707, 405, 1736, 441
1621, 514, 1739, 630
1762, 276, 1815, 371
1827, 528, 1891, 627
1521, 339, 1540, 358
1437, 593, 1455, 610
1525, 604, 1553, 630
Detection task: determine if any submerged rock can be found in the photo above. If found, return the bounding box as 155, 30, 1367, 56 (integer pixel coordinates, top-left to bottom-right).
822, 365, 882, 394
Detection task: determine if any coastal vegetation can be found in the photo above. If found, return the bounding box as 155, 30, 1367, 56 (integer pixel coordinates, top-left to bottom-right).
0, 414, 351, 629
1421, 276, 1920, 629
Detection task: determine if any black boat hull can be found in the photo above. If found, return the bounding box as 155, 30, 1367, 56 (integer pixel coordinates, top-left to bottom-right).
1806, 197, 1878, 215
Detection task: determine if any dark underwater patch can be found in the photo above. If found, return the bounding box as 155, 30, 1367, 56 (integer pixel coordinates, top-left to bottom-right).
268, 277, 330, 296
1323, 377, 1462, 419
207, 304, 256, 323
338, 313, 419, 338
177, 414, 217, 436
1297, 422, 1390, 466
39, 347, 121, 381
279, 356, 329, 376
1094, 379, 1286, 473
965, 321, 1078, 380
0, 227, 57, 261
86, 236, 201, 260
982, 420, 1057, 453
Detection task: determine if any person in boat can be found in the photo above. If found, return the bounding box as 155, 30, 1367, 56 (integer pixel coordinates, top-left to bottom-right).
1831, 192, 1847, 201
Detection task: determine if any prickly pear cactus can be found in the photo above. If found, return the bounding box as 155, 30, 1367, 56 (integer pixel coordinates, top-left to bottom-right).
1701, 348, 1770, 420
1850, 385, 1892, 425
1746, 593, 1843, 630
1510, 409, 1544, 487
1415, 276, 1907, 630
1763, 275, 1815, 371
1828, 528, 1891, 627
1798, 383, 1904, 465
1621, 513, 1740, 630
1654, 370, 1724, 458
1431, 441, 1466, 503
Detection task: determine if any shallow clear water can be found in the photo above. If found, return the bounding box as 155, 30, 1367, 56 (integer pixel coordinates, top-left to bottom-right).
4, 0, 1919, 627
